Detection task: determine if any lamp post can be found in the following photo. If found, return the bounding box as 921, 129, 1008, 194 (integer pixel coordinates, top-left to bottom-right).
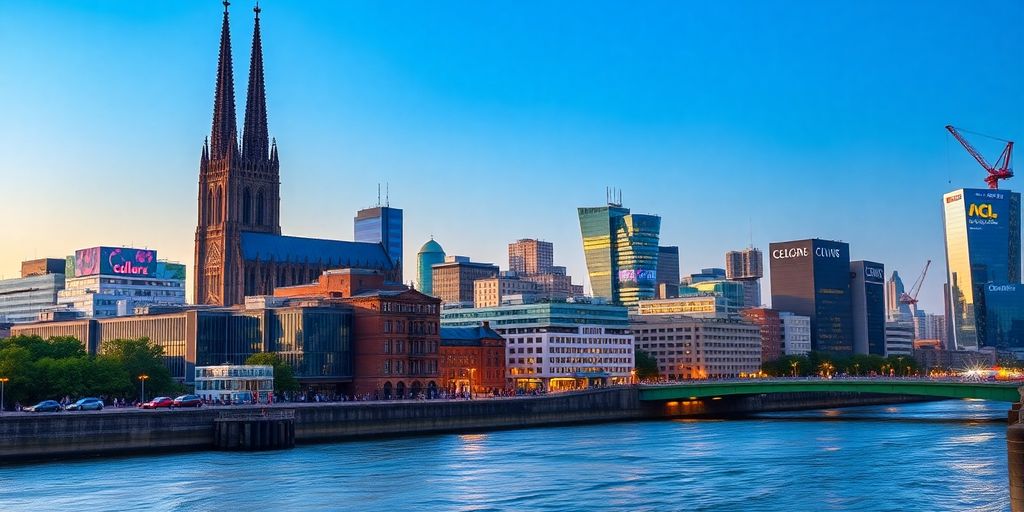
469, 368, 477, 398
138, 374, 149, 404
0, 377, 8, 415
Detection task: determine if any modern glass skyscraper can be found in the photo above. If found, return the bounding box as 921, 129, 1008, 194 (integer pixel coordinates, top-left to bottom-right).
578, 204, 661, 307
355, 206, 403, 268
942, 188, 1021, 350
850, 260, 886, 356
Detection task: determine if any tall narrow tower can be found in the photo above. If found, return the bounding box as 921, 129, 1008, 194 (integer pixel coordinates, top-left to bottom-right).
195, 2, 281, 306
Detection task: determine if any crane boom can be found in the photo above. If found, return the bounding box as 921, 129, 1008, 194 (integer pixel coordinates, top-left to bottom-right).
945, 125, 1014, 189
898, 260, 931, 313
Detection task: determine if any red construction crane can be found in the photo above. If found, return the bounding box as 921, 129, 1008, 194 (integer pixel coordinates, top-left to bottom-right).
945, 125, 1014, 189
898, 260, 931, 317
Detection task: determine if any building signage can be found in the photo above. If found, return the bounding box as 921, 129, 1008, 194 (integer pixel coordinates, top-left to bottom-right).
772, 247, 808, 259
864, 266, 885, 282
618, 269, 656, 282
74, 247, 157, 277
987, 284, 1020, 293
814, 247, 842, 258
946, 193, 962, 203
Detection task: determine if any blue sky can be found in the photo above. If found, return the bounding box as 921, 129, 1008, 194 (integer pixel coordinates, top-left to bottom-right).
1, 1, 1021, 312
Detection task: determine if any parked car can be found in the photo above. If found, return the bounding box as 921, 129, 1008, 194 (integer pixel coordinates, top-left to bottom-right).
172, 395, 202, 408
25, 400, 62, 413
140, 397, 174, 409
65, 398, 104, 411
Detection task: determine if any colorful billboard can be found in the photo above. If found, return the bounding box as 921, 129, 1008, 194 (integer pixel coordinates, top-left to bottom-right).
74, 247, 157, 277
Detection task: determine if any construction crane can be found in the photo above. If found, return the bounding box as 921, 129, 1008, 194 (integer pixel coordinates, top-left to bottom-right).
898, 260, 931, 318
945, 125, 1014, 189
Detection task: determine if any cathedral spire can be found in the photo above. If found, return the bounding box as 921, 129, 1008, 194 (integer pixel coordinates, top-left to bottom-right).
209, 1, 238, 161
242, 2, 269, 161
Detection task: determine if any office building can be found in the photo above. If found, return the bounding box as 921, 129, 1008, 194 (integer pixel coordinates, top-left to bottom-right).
0, 259, 66, 324
850, 260, 886, 356
636, 295, 740, 317
439, 324, 508, 395
473, 272, 541, 308
983, 283, 1024, 353
58, 247, 186, 318
885, 321, 914, 356
913, 346, 997, 373
780, 312, 812, 356
631, 315, 761, 379
431, 256, 499, 305
769, 239, 854, 354
912, 311, 947, 347
578, 203, 661, 307
681, 268, 726, 286
726, 247, 763, 307
416, 238, 445, 296
355, 206, 403, 270
942, 188, 1022, 350
886, 271, 912, 322
508, 239, 553, 276
741, 308, 783, 363
687, 280, 746, 309
442, 303, 634, 391
656, 246, 681, 299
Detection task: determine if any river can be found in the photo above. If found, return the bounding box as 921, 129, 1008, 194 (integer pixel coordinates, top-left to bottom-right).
0, 400, 1008, 511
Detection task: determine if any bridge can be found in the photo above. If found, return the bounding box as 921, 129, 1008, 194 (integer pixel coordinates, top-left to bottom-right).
639, 379, 1023, 403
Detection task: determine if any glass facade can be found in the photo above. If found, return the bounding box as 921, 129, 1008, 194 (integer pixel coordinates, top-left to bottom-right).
983, 284, 1024, 351
943, 188, 1022, 350
355, 207, 403, 268
0, 273, 65, 323
578, 205, 661, 307
850, 260, 886, 356
416, 239, 445, 296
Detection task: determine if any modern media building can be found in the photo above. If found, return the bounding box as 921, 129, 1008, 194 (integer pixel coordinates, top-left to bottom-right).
769, 239, 854, 354
57, 246, 187, 318
942, 188, 1022, 350
849, 260, 886, 355
578, 202, 661, 307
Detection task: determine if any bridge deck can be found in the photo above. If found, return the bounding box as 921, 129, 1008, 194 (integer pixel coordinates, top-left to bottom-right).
638, 380, 1022, 403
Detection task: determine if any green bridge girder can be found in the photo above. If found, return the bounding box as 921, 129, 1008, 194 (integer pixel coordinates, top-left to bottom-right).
638, 380, 1023, 403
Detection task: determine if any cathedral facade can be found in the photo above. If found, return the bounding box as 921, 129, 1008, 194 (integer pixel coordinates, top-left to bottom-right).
195, 3, 398, 306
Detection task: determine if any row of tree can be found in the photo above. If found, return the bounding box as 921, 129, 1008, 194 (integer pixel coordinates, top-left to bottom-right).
0, 335, 179, 407
761, 352, 921, 378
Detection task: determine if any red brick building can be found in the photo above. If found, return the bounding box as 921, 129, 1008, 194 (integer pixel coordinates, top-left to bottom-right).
439, 324, 507, 395
741, 308, 783, 364
275, 269, 442, 398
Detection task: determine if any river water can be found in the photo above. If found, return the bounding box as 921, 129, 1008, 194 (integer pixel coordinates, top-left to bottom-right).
0, 400, 1009, 511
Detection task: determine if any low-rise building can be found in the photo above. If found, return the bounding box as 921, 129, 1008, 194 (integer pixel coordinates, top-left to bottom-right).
442, 303, 633, 391
636, 295, 739, 317
440, 323, 507, 395
195, 364, 274, 403
0, 259, 66, 324
473, 272, 541, 308
780, 312, 812, 356
885, 321, 915, 356
913, 346, 997, 373
741, 308, 783, 363
631, 315, 761, 379
431, 256, 498, 304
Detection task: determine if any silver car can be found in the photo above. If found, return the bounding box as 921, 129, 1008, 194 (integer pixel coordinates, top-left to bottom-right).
65, 398, 104, 411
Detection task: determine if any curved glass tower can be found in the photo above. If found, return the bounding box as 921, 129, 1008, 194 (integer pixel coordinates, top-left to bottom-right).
416, 239, 446, 296
578, 204, 661, 307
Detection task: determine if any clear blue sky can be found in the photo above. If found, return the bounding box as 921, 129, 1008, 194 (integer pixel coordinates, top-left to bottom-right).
1, 1, 1021, 312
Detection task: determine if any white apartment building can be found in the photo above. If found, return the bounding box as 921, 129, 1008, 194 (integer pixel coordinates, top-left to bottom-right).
780, 312, 812, 355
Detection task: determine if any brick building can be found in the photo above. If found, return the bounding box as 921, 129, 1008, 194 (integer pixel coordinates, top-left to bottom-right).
740, 307, 784, 363
439, 324, 507, 395
430, 256, 498, 305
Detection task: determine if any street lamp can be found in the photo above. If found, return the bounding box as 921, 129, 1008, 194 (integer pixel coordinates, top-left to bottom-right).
469, 368, 477, 398
0, 377, 8, 415
138, 374, 149, 404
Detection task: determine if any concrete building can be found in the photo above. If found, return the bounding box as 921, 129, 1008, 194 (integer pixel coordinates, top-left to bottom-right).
442, 303, 634, 391
473, 272, 542, 308
726, 247, 763, 308
885, 321, 915, 356
439, 324, 507, 395
416, 239, 445, 296
656, 246, 681, 299
431, 256, 499, 305
508, 239, 553, 276
578, 202, 661, 307
636, 296, 740, 317
0, 259, 66, 324
57, 247, 186, 318
769, 239, 854, 354
850, 260, 886, 356
780, 312, 812, 356
741, 308, 783, 363
631, 315, 761, 379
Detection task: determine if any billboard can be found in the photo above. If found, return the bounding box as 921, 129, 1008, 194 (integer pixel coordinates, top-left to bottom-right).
617, 269, 657, 283
965, 189, 1009, 231
74, 247, 157, 277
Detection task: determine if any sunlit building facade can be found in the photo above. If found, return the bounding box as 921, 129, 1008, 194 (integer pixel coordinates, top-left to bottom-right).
578, 204, 661, 307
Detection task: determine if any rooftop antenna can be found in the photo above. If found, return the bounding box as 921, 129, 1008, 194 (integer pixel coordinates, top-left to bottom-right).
377, 183, 381, 207
386, 182, 390, 207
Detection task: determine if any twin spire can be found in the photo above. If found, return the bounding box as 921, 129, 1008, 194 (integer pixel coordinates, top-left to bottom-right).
208, 1, 271, 163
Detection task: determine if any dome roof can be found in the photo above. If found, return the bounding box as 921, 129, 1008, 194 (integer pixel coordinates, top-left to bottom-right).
418, 238, 444, 254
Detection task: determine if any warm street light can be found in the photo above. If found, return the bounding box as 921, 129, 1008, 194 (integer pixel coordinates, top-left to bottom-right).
0, 377, 8, 415
138, 374, 149, 404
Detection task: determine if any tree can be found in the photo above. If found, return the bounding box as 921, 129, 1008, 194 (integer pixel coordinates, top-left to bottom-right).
634, 349, 659, 380
99, 338, 177, 398
245, 352, 300, 393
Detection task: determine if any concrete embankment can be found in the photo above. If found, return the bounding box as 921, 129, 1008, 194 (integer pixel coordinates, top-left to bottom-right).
0, 389, 933, 463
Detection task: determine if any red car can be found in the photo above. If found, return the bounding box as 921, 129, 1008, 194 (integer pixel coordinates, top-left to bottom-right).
140, 396, 173, 409
172, 395, 203, 408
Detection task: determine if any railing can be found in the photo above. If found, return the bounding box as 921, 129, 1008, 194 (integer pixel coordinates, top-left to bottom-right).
217, 409, 295, 421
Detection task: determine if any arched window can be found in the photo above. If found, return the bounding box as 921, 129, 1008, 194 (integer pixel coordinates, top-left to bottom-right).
206, 188, 214, 225
215, 186, 224, 224
243, 188, 252, 224
255, 189, 265, 226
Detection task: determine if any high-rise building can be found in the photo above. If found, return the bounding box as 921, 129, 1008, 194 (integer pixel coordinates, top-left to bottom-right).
656, 246, 680, 299
578, 203, 661, 307
983, 283, 1024, 353
355, 206, 403, 270
780, 312, 812, 356
631, 315, 761, 379
769, 239, 854, 354
508, 239, 553, 276
0, 260, 65, 324
849, 260, 886, 356
726, 248, 763, 308
885, 271, 912, 322
416, 239, 445, 296
431, 256, 498, 305
194, 4, 396, 306
942, 188, 1022, 350
912, 311, 947, 346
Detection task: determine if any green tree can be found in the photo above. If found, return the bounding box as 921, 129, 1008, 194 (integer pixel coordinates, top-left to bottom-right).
98, 338, 177, 398
245, 352, 300, 393
634, 349, 659, 380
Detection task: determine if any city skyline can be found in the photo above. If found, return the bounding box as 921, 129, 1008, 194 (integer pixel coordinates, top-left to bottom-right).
3, 2, 1023, 312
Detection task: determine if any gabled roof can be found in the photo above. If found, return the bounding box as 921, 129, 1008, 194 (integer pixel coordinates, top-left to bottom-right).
440, 325, 504, 346
240, 232, 393, 269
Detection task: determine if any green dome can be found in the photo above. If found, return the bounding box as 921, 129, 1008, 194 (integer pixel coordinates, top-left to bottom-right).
418, 239, 444, 254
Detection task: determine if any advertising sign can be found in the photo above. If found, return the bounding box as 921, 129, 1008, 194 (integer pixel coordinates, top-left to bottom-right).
75, 247, 158, 277
617, 269, 657, 283
966, 190, 1008, 230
